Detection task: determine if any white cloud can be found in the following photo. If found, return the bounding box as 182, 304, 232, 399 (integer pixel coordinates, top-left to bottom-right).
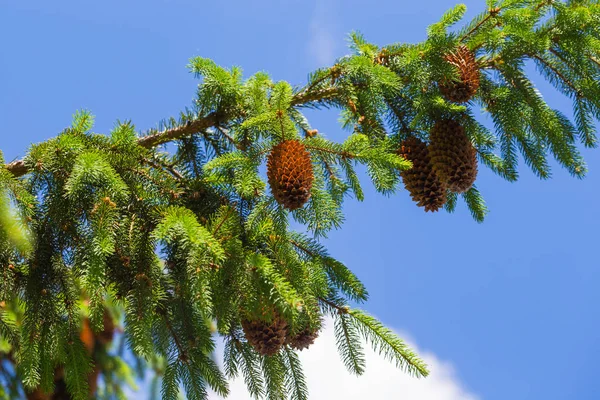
209, 317, 478, 400
307, 1, 339, 67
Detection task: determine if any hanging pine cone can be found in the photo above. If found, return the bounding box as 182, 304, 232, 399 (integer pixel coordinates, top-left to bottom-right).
398, 136, 447, 212
242, 316, 288, 356
286, 326, 320, 351
267, 140, 314, 210
428, 119, 478, 193
439, 45, 480, 103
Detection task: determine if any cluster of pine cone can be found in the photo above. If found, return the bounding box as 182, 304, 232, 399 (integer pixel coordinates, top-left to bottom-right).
398, 46, 480, 212
242, 315, 320, 356
398, 120, 478, 212
265, 46, 480, 214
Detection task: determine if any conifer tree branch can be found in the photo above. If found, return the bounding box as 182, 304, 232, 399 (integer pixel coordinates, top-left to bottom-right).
534, 0, 554, 12
212, 206, 234, 237
143, 157, 184, 181
459, 7, 501, 43
531, 54, 582, 96
158, 310, 189, 363
5, 160, 27, 177
5, 86, 341, 179
291, 87, 340, 107
318, 297, 349, 314
303, 70, 337, 96
138, 112, 222, 148
304, 145, 354, 159
289, 240, 315, 258
215, 126, 240, 150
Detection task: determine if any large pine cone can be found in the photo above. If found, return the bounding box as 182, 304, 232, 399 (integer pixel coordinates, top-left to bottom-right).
439, 46, 480, 103
286, 327, 320, 351
398, 137, 447, 212
267, 140, 314, 210
242, 317, 288, 356
428, 119, 478, 193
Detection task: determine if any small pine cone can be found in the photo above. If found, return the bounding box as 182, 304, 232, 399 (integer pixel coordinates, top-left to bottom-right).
242, 317, 288, 356
286, 327, 320, 351
398, 137, 447, 212
428, 119, 478, 193
267, 140, 314, 210
439, 46, 480, 103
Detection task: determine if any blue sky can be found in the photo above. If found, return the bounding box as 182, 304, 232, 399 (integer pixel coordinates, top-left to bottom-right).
2, 1, 599, 399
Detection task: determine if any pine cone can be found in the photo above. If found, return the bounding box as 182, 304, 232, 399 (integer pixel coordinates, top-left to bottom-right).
242, 317, 288, 356
439, 46, 480, 103
428, 119, 478, 193
286, 327, 320, 351
267, 140, 314, 210
398, 137, 447, 212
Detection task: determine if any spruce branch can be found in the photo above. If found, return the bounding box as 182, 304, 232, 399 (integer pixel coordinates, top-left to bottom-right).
5, 86, 341, 178
531, 54, 582, 97
139, 112, 222, 149
2, 2, 600, 396
304, 145, 354, 160
5, 160, 27, 177
215, 126, 240, 150
459, 6, 501, 43
349, 309, 429, 377
318, 297, 349, 314
291, 87, 340, 107
158, 310, 188, 363
143, 157, 184, 181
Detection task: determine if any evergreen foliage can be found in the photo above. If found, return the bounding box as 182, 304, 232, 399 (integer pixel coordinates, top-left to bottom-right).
1, 1, 599, 398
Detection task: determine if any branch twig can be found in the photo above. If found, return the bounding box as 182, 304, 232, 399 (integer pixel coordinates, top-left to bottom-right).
531, 54, 581, 96
318, 297, 349, 314
460, 7, 501, 43
142, 157, 184, 180
159, 310, 188, 362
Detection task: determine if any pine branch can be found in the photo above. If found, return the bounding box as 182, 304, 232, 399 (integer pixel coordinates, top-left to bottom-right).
459, 6, 501, 43
158, 310, 188, 363
142, 157, 184, 181
304, 145, 354, 159
139, 112, 222, 148
215, 126, 240, 150
291, 87, 339, 107
5, 160, 27, 177
318, 297, 349, 314
349, 309, 429, 377
531, 54, 582, 96
5, 87, 341, 178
